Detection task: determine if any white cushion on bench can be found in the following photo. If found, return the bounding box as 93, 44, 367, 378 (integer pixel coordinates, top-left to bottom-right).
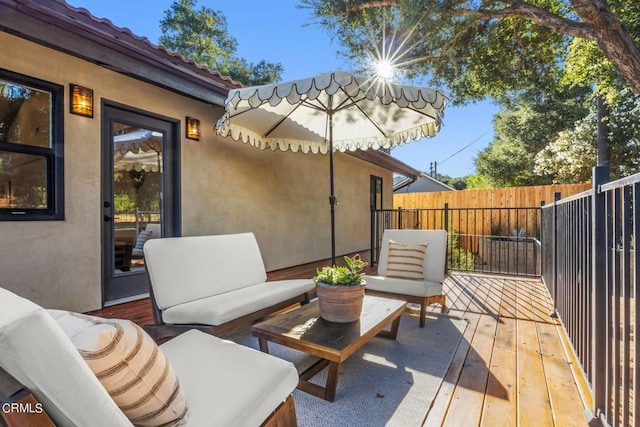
160, 329, 298, 427
162, 279, 314, 325
364, 275, 443, 298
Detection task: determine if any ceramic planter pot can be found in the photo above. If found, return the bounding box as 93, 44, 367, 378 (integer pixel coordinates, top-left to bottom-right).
316, 281, 365, 323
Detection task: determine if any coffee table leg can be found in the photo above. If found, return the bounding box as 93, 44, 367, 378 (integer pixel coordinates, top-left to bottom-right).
324, 361, 340, 402
377, 315, 402, 339
258, 337, 269, 353
298, 359, 340, 402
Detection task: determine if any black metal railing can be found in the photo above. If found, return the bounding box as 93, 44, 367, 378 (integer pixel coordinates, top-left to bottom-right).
541, 189, 593, 383
371, 205, 542, 276
542, 167, 640, 427
113, 209, 161, 232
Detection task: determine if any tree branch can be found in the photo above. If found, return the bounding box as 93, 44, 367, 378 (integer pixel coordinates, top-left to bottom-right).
343, 0, 400, 12
468, 2, 598, 40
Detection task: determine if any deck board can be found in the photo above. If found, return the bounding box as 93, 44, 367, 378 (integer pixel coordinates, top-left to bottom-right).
89, 262, 590, 426
481, 278, 517, 426
516, 277, 555, 426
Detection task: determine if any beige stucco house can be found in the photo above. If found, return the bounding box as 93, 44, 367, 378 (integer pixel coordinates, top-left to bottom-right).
0, 0, 421, 312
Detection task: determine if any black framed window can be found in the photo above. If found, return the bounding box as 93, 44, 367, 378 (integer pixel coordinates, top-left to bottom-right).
0, 69, 64, 220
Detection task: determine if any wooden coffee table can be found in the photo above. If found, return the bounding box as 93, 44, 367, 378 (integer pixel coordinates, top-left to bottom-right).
252, 295, 406, 402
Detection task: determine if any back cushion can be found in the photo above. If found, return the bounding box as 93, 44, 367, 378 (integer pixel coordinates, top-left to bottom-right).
144, 233, 268, 309
377, 229, 447, 283
0, 288, 131, 427
134, 230, 153, 250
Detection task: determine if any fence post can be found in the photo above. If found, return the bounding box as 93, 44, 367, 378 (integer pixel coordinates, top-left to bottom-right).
444, 203, 449, 232
592, 165, 610, 422
370, 206, 376, 265
398, 207, 403, 229
550, 192, 561, 317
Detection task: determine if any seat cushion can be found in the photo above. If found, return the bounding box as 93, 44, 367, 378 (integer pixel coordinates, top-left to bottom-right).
160, 329, 298, 427
363, 275, 443, 298
386, 240, 428, 280
162, 279, 314, 325
50, 311, 188, 427
0, 288, 132, 427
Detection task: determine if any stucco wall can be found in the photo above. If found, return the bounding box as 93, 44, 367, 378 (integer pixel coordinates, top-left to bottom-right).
182, 133, 393, 269
0, 32, 393, 312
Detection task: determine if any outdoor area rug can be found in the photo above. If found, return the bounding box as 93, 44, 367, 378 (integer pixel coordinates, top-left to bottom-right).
227, 313, 467, 427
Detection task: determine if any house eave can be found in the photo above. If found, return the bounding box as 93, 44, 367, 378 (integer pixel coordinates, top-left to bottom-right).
347, 150, 420, 179
0, 0, 240, 106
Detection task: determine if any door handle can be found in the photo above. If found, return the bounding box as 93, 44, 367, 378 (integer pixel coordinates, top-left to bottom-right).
104, 214, 112, 222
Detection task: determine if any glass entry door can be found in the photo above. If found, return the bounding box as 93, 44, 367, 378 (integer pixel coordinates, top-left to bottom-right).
102, 105, 179, 303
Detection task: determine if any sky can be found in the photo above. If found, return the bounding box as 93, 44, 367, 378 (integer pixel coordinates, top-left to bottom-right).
68, 0, 500, 178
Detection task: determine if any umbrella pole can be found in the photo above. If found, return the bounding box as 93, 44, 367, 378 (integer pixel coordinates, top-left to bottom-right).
329, 100, 336, 266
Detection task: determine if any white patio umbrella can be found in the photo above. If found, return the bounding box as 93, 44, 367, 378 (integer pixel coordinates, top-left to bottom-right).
113, 129, 163, 172
216, 70, 447, 264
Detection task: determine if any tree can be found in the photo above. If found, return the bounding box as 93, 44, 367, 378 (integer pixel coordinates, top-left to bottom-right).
475, 86, 591, 186
160, 0, 283, 85
437, 174, 468, 190
301, 0, 640, 102
534, 88, 640, 182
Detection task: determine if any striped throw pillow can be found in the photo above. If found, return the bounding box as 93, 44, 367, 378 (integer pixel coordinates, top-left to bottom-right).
50, 311, 188, 427
386, 240, 428, 280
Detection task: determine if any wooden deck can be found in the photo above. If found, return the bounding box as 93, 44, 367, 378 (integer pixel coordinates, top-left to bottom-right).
90, 258, 591, 426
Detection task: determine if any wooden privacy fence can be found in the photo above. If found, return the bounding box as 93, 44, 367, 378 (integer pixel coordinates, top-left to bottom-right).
394, 183, 591, 210
392, 183, 591, 239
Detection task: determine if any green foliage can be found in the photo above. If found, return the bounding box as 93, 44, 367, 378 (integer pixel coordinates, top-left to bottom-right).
437, 174, 467, 190
159, 0, 283, 85
447, 231, 475, 271
464, 174, 493, 189
475, 86, 591, 186
114, 193, 136, 213
313, 254, 368, 286
300, 0, 640, 102
534, 88, 640, 182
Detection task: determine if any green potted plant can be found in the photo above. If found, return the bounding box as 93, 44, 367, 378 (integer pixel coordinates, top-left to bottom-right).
313, 254, 368, 323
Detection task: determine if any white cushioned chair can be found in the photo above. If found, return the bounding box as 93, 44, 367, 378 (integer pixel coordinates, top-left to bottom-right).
144, 232, 315, 338
364, 229, 448, 327
0, 287, 299, 427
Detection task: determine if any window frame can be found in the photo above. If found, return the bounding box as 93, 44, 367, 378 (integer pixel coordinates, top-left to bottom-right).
0, 69, 64, 221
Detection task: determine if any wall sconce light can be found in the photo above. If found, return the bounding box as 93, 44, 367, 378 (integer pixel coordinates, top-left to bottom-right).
186, 116, 201, 140
70, 84, 94, 118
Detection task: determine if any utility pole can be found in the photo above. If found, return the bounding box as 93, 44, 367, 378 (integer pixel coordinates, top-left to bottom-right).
428, 161, 438, 178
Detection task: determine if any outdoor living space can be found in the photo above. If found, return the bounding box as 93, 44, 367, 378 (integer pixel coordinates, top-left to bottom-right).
91, 255, 590, 426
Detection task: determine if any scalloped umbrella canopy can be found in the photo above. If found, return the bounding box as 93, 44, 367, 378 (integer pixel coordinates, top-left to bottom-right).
113, 129, 163, 172
215, 70, 447, 264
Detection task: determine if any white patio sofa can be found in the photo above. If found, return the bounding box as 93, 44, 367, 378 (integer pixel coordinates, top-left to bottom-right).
364, 229, 448, 327
143, 232, 315, 339
0, 287, 299, 427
